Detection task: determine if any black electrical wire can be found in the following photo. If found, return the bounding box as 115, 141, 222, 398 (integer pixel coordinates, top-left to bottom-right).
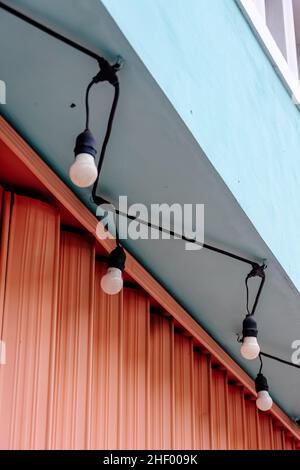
259, 353, 263, 374
94, 202, 261, 267
260, 351, 300, 370
85, 80, 95, 130
92, 82, 119, 203
245, 277, 251, 316
94, 201, 266, 316
0, 1, 103, 61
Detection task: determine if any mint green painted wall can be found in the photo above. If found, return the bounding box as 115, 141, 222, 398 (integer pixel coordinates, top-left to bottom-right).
102, 0, 300, 290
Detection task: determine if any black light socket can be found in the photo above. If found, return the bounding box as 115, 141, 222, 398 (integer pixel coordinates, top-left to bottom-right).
242, 315, 258, 338
74, 129, 97, 158
255, 373, 269, 393
108, 246, 126, 272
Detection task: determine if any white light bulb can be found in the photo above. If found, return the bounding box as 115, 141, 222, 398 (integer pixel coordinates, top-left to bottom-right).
69, 153, 98, 188
101, 267, 123, 295
256, 390, 273, 411
240, 336, 260, 360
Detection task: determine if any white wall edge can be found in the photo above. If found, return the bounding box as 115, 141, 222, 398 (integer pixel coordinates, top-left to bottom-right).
236, 0, 300, 106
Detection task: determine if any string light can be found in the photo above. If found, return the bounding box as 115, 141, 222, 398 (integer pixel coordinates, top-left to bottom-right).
240, 315, 260, 360
69, 129, 98, 188
255, 355, 273, 412
101, 246, 126, 295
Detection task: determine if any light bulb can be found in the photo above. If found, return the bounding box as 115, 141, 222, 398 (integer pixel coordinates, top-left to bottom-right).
101, 267, 123, 295
256, 390, 273, 411
240, 336, 260, 360
69, 153, 98, 188
255, 373, 272, 412
240, 315, 259, 360
70, 128, 98, 188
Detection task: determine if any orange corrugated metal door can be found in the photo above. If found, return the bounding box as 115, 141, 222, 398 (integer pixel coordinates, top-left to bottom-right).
119, 288, 150, 449
244, 399, 261, 449
228, 384, 246, 449
90, 261, 123, 449
193, 351, 211, 449
149, 313, 174, 450
284, 433, 295, 450
211, 368, 229, 449
0, 192, 299, 450
50, 232, 95, 449
173, 333, 195, 449
273, 425, 284, 450
0, 190, 10, 340
0, 195, 60, 449
259, 413, 274, 449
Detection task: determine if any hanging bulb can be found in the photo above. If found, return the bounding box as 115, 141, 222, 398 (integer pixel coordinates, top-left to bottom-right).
101, 267, 123, 295
255, 373, 273, 411
69, 129, 98, 188
240, 315, 260, 360
101, 246, 126, 295
241, 337, 260, 360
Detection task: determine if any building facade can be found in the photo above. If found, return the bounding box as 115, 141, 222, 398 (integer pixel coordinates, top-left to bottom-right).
1, 0, 300, 450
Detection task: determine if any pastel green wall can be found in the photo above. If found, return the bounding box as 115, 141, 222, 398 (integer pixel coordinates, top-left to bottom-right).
102, 0, 300, 291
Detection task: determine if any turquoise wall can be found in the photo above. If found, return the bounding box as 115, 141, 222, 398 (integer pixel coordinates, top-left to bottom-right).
102, 0, 300, 291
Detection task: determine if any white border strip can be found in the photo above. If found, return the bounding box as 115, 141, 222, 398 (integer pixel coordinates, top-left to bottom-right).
236, 0, 300, 105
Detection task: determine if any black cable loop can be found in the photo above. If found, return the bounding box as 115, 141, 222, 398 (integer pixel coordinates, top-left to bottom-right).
260, 352, 300, 370
92, 82, 119, 203
245, 275, 251, 316
259, 353, 263, 374
85, 80, 95, 130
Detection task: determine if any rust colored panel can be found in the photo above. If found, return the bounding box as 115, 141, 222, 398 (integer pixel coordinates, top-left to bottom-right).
173, 333, 195, 450
273, 425, 284, 450
228, 385, 246, 449
244, 399, 261, 449
211, 368, 229, 450
90, 262, 123, 450
259, 413, 274, 449
149, 313, 174, 450
50, 232, 95, 449
0, 195, 60, 449
0, 191, 11, 337
284, 433, 294, 450
193, 352, 211, 449
119, 288, 150, 449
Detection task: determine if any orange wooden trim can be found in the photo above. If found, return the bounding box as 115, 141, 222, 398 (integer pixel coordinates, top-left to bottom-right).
0, 116, 299, 441
0, 191, 12, 337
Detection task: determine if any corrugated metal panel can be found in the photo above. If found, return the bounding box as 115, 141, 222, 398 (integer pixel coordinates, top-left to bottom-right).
0, 191, 11, 339
273, 425, 284, 450
211, 368, 229, 449
0, 195, 60, 449
284, 433, 294, 450
50, 232, 95, 449
119, 287, 150, 449
228, 384, 246, 449
149, 313, 174, 450
244, 399, 261, 449
173, 333, 195, 449
90, 261, 123, 449
193, 351, 211, 449
259, 413, 274, 450
0, 192, 299, 449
